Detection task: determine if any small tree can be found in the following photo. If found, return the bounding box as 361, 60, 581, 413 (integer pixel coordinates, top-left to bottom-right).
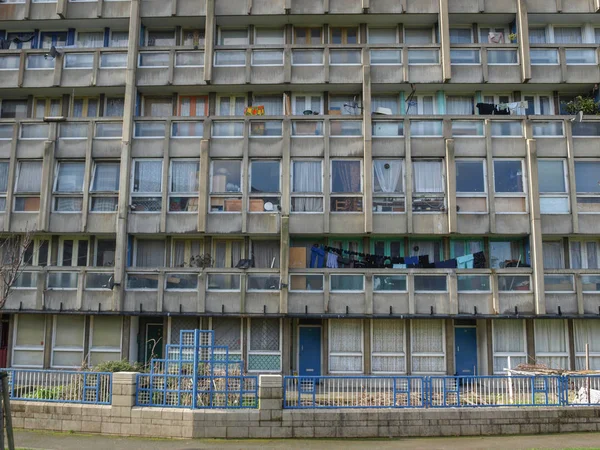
562, 96, 600, 115
0, 231, 34, 310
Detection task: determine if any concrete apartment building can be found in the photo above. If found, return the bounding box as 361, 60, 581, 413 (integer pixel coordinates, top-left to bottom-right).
0, 0, 599, 378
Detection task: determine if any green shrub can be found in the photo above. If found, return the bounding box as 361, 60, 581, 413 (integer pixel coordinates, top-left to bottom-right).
562, 96, 600, 115
93, 359, 144, 373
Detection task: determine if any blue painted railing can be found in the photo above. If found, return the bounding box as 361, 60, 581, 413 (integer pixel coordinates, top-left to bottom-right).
284, 374, 600, 409
3, 369, 112, 405
136, 329, 258, 409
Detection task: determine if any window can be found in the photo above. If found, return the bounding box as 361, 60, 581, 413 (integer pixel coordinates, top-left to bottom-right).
446, 96, 474, 115
292, 49, 324, 65
146, 29, 176, 47
493, 159, 526, 213
492, 320, 526, 374
182, 29, 205, 47
72, 97, 99, 118
33, 98, 62, 118
252, 95, 283, 116
530, 49, 559, 65
370, 49, 402, 65
368, 27, 397, 44
406, 95, 435, 115
6, 32, 34, 50
408, 49, 440, 64
58, 237, 89, 267
105, 97, 124, 117
94, 239, 116, 267
488, 49, 518, 64
247, 318, 281, 372
110, 31, 129, 48
40, 31, 67, 49
251, 240, 280, 269
575, 161, 600, 213
96, 122, 122, 138
373, 120, 404, 137
574, 320, 600, 370
404, 27, 433, 44
329, 319, 363, 373
291, 160, 323, 213
211, 317, 242, 357
523, 94, 553, 115
14, 161, 42, 212
89, 316, 122, 366
249, 160, 281, 212
490, 240, 525, 268
139, 52, 169, 67
60, 123, 89, 139
26, 55, 54, 70
330, 27, 358, 44
538, 159, 569, 214
175, 51, 204, 67
532, 121, 563, 137
294, 27, 322, 45
329, 94, 362, 116
479, 26, 508, 44
371, 95, 399, 115
176, 96, 206, 118
450, 49, 480, 65
210, 160, 242, 212
131, 160, 163, 212
20, 123, 49, 140
20, 238, 50, 267
553, 26, 582, 44
255, 28, 284, 45
250, 120, 282, 137
529, 27, 547, 44
216, 95, 246, 116
373, 160, 404, 213
90, 162, 120, 212
456, 159, 487, 213
411, 320, 445, 374
373, 274, 406, 292
449, 28, 473, 44
169, 160, 199, 212
12, 314, 46, 367
0, 55, 20, 70
171, 239, 203, 267
331, 274, 364, 291
458, 275, 490, 292
213, 239, 244, 268
53, 161, 85, 212
142, 97, 172, 117
134, 239, 165, 267
542, 241, 565, 269
76, 31, 104, 48
219, 28, 248, 46
570, 240, 600, 269
292, 94, 323, 115
331, 160, 362, 212
252, 49, 284, 65
0, 161, 8, 211
491, 121, 522, 137
214, 50, 246, 66
412, 160, 444, 212
51, 315, 85, 368
1, 99, 27, 119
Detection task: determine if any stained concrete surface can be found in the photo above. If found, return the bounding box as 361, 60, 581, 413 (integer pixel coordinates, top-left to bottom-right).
11, 430, 600, 450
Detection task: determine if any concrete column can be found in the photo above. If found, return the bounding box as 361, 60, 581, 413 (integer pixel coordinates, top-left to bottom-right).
56, 0, 67, 17
3, 124, 18, 232
445, 139, 456, 233
39, 138, 56, 231
279, 216, 289, 314
258, 374, 283, 412
516, 0, 531, 82
526, 139, 546, 314
484, 120, 496, 233
438, 0, 451, 82
445, 319, 455, 375
114, 0, 141, 293
281, 319, 291, 374
322, 320, 329, 374
405, 119, 413, 233
203, 0, 215, 83
363, 318, 371, 374
565, 121, 579, 233
362, 65, 373, 233
486, 319, 494, 375
567, 319, 576, 371
405, 320, 412, 374
525, 318, 535, 364
43, 314, 53, 369
112, 372, 137, 409
476, 319, 488, 375
80, 122, 94, 232
323, 120, 331, 234
197, 139, 210, 232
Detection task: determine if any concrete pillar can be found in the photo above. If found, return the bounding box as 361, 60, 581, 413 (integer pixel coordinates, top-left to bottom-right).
526, 139, 546, 314
525, 318, 535, 364
39, 138, 56, 231
114, 0, 141, 295
445, 139, 457, 233
112, 372, 138, 408
281, 319, 291, 375
404, 119, 413, 234
405, 320, 412, 374
43, 314, 53, 369
362, 65, 373, 233
565, 122, 579, 233
204, 0, 215, 83
280, 216, 289, 314
445, 319, 455, 375
438, 0, 451, 82
486, 319, 494, 375
516, 0, 531, 82
567, 319, 576, 371
258, 374, 283, 412
3, 124, 18, 232
363, 319, 371, 374
484, 120, 496, 234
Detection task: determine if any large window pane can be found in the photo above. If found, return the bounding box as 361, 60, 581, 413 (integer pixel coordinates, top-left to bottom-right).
331, 161, 361, 193
494, 160, 524, 193
456, 160, 485, 193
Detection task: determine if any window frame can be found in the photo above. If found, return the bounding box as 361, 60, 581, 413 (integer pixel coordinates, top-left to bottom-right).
371, 319, 406, 374
290, 159, 324, 214
330, 159, 363, 213
217, 27, 250, 46
293, 26, 324, 45
130, 159, 164, 214
132, 238, 166, 267
246, 318, 282, 373
412, 159, 446, 213
569, 239, 600, 269
410, 319, 446, 375
455, 158, 488, 215
13, 160, 43, 212
367, 26, 399, 44
50, 315, 85, 369
253, 27, 285, 46
170, 238, 204, 268
71, 97, 100, 118
492, 158, 528, 214
33, 97, 62, 119
144, 28, 177, 48
215, 94, 247, 116
248, 159, 282, 213
88, 316, 123, 366
209, 159, 243, 214
328, 318, 364, 374
89, 161, 120, 213
74, 30, 105, 48
291, 93, 324, 115
574, 159, 600, 214
492, 319, 527, 374
168, 159, 200, 214
177, 95, 208, 117
538, 158, 570, 215
12, 314, 46, 369
58, 236, 90, 267
52, 160, 86, 213
372, 159, 405, 214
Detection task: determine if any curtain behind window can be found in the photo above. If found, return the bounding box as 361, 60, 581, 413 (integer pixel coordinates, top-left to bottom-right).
16, 161, 42, 193
171, 161, 199, 193
446, 96, 474, 115
535, 319, 568, 369
252, 240, 280, 268
371, 95, 399, 114
135, 240, 165, 267
529, 28, 547, 44
542, 241, 564, 269
92, 163, 120, 191
373, 160, 402, 193
413, 161, 443, 193
553, 27, 582, 44
134, 161, 162, 193
253, 95, 283, 115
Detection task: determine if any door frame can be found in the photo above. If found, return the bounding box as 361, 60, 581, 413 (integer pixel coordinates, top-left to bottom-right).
297, 324, 322, 376
145, 322, 164, 364
454, 324, 478, 376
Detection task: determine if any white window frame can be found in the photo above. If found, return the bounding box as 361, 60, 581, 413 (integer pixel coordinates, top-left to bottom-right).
372, 159, 405, 214
455, 158, 488, 215
290, 159, 324, 214
130, 159, 164, 214
251, 94, 285, 116
522, 94, 554, 115
133, 238, 166, 267
58, 236, 90, 267
11, 314, 45, 368
569, 239, 600, 269
403, 26, 435, 44
145, 28, 176, 48
138, 52, 170, 68
492, 158, 528, 214
168, 159, 200, 214
215, 94, 247, 116
103, 96, 125, 118
248, 159, 281, 213
478, 25, 510, 44
329, 274, 365, 293
330, 159, 364, 214
88, 316, 123, 365
50, 315, 85, 369
210, 317, 243, 358
291, 93, 324, 115
492, 320, 527, 374
52, 160, 85, 213
109, 30, 129, 48
405, 94, 437, 115
22, 237, 51, 267
574, 320, 600, 370
170, 238, 203, 267
574, 159, 600, 212
449, 26, 474, 44
253, 27, 285, 46
367, 26, 399, 44
74, 30, 105, 48
328, 319, 364, 374
209, 159, 243, 214
288, 274, 325, 292
412, 159, 446, 213
538, 159, 569, 214
89, 160, 120, 213
482, 94, 513, 107
371, 319, 406, 374
13, 160, 43, 212
410, 319, 446, 375
217, 27, 250, 46
246, 318, 282, 373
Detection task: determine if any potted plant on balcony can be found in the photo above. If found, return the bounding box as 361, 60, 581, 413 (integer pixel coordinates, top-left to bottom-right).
562, 96, 600, 116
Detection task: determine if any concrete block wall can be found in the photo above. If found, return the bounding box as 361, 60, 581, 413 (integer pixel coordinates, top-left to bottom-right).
8, 372, 600, 439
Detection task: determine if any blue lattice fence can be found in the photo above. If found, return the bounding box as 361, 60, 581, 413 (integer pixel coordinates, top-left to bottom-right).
136, 329, 258, 409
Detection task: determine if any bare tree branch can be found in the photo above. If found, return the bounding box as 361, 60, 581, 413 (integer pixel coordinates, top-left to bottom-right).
0, 230, 34, 310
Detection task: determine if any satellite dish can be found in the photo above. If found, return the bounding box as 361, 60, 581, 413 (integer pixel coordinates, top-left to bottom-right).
264, 202, 274, 211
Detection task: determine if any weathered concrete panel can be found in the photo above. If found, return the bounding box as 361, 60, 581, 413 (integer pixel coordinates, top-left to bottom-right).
328, 293, 365, 314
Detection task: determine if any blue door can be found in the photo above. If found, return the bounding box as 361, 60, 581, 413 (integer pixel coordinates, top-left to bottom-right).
299, 326, 321, 376
455, 327, 477, 376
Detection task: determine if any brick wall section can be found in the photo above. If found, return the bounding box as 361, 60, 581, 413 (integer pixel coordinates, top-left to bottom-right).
8, 373, 600, 439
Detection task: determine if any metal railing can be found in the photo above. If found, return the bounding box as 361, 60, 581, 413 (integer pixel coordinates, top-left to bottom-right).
3, 369, 112, 405
283, 374, 600, 409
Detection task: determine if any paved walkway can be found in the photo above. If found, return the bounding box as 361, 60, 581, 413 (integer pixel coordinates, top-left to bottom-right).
11, 430, 600, 450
